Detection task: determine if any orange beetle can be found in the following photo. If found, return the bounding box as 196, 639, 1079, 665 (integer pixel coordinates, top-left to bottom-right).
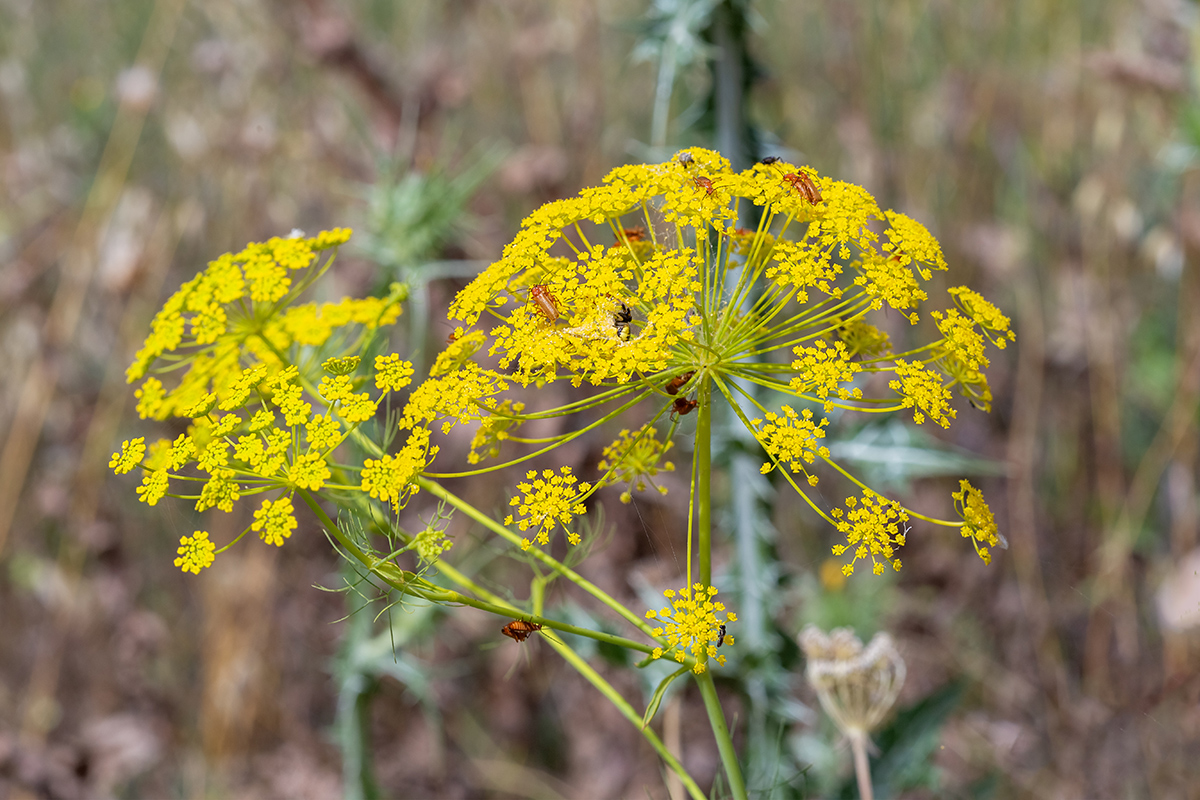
671, 397, 699, 419
665, 371, 695, 396
782, 172, 822, 205
501, 620, 543, 642
693, 176, 715, 195
529, 285, 560, 322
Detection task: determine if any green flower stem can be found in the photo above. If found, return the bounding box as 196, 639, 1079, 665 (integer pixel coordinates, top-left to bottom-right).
694, 374, 747, 800
299, 490, 706, 798
712, 373, 837, 526
295, 490, 655, 655
414, 477, 660, 639
817, 453, 960, 527
697, 375, 713, 586
421, 564, 655, 655
541, 630, 707, 800
695, 669, 748, 800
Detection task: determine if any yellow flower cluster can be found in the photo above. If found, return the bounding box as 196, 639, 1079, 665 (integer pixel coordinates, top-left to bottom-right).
646, 584, 738, 674
888, 359, 956, 428
116, 150, 1013, 585
752, 406, 829, 483
467, 400, 525, 464
360, 428, 438, 513
598, 424, 675, 503
789, 341, 863, 410
174, 531, 216, 574
830, 490, 909, 576
111, 230, 444, 572
953, 479, 1003, 564
253, 496, 298, 546
505, 466, 591, 549
405, 148, 1012, 570
125, 230, 399, 422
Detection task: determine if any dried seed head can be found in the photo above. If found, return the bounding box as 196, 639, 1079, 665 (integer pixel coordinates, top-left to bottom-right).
798, 625, 905, 738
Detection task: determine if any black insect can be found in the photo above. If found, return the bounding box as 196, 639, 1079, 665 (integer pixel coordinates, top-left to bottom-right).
716, 623, 728, 648
759, 156, 782, 164
613, 302, 633, 341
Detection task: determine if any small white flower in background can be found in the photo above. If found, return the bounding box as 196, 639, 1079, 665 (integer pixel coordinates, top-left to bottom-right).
115, 66, 158, 111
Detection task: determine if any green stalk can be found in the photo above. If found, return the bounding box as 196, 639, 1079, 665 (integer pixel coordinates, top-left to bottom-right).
295, 490, 655, 655
296, 489, 706, 797
694, 372, 748, 800
697, 375, 713, 586
416, 477, 659, 638
542, 632, 707, 800
696, 669, 747, 800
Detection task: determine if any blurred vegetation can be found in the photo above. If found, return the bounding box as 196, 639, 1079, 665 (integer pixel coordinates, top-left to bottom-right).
2, 0, 1199, 797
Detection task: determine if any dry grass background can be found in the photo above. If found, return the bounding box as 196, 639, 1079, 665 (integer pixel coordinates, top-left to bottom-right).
2, 0, 1199, 798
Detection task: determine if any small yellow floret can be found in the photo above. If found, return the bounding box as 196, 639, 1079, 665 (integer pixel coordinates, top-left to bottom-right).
174, 531, 216, 574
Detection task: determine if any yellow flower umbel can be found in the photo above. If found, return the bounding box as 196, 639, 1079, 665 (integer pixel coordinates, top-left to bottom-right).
646, 584, 738, 674
174, 531, 216, 574
597, 424, 675, 503
112, 230, 427, 572
505, 466, 590, 549
412, 148, 1009, 569
953, 479, 1005, 564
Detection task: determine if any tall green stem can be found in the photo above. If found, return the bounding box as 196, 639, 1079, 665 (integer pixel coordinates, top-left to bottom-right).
696, 670, 747, 800
295, 489, 705, 798
697, 375, 713, 586
693, 372, 747, 800
545, 633, 707, 800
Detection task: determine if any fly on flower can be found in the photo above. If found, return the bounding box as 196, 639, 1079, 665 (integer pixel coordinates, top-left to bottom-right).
501, 620, 543, 642
611, 299, 633, 341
